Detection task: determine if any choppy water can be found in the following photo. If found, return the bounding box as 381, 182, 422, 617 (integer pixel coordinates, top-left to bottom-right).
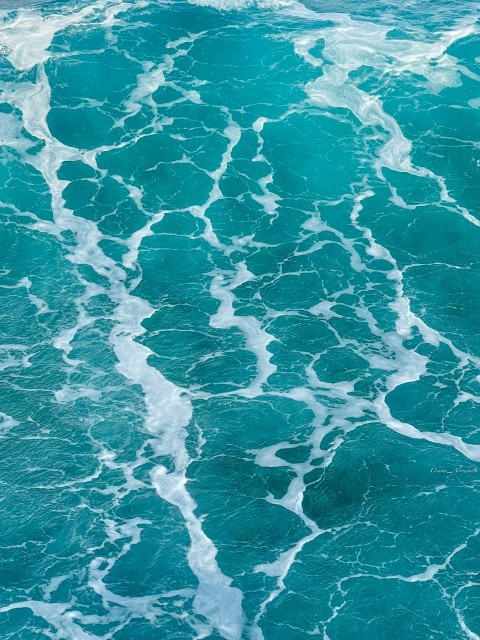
1, 0, 480, 637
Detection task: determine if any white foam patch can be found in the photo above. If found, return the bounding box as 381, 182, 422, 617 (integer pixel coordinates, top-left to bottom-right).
0, 0, 147, 71
43, 574, 71, 602
0, 343, 31, 371
0, 2, 104, 70
2, 276, 52, 315
87, 517, 168, 623
309, 300, 339, 320
54, 385, 101, 404
0, 601, 102, 640
0, 111, 33, 151
468, 97, 480, 108
251, 173, 281, 216
0, 412, 19, 435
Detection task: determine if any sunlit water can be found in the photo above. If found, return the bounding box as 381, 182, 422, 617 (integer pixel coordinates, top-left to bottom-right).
0, 0, 480, 638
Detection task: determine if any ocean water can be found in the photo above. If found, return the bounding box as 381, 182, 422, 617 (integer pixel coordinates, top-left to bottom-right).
0, 0, 480, 637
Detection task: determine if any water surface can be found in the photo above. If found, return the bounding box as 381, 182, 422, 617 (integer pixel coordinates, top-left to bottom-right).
0, 0, 480, 637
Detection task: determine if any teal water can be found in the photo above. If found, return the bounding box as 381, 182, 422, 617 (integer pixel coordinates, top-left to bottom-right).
1, 0, 480, 637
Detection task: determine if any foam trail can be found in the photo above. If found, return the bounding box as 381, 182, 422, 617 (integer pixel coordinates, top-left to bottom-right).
250, 179, 480, 632
375, 397, 480, 462
115, 30, 205, 130
2, 1, 479, 638
151, 465, 245, 640
0, 601, 103, 640
209, 265, 277, 397
294, 14, 480, 460
294, 11, 480, 225
0, 0, 139, 70
252, 118, 281, 219
110, 284, 246, 639
0, 9, 246, 638
186, 112, 278, 398
344, 189, 480, 461
189, 113, 241, 251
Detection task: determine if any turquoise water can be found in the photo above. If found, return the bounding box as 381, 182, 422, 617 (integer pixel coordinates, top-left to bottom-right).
1, 0, 480, 637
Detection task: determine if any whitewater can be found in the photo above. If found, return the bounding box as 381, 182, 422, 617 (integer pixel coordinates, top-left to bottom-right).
0, 0, 479, 638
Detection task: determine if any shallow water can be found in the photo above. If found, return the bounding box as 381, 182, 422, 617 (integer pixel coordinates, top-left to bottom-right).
0, 0, 480, 638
